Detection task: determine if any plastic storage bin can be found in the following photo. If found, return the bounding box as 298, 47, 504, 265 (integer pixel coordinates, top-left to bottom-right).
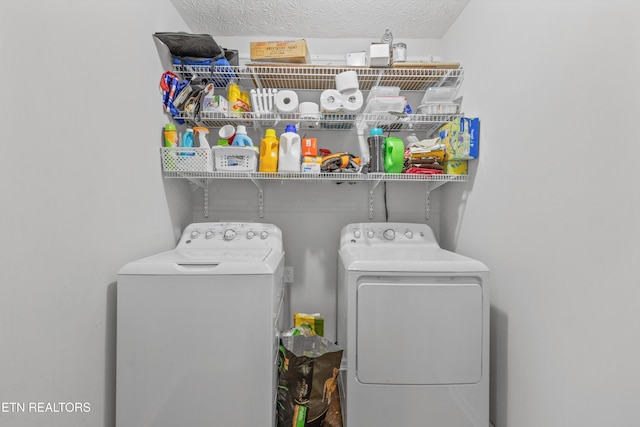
161, 147, 214, 172
213, 146, 258, 171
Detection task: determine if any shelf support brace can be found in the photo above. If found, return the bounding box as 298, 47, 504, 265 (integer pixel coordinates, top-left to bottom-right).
185, 178, 211, 218
250, 178, 265, 218
369, 179, 382, 219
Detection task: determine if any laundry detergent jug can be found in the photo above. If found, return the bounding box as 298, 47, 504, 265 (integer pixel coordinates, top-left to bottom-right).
278, 124, 301, 172
259, 128, 279, 172
384, 136, 405, 173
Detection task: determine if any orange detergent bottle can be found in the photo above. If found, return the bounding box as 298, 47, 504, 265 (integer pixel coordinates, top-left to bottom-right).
259, 128, 279, 172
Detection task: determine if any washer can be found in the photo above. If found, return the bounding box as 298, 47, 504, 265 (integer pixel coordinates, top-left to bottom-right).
116, 222, 285, 427
337, 222, 490, 427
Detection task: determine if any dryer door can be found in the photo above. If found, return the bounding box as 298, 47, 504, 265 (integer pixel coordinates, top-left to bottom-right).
356, 279, 483, 385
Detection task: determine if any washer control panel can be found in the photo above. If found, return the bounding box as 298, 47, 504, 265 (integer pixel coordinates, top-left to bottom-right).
341, 222, 439, 247
177, 222, 283, 250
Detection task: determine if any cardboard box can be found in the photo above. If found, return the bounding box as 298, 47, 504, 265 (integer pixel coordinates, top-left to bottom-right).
369, 43, 390, 67
250, 39, 310, 64
443, 160, 468, 175
439, 117, 480, 160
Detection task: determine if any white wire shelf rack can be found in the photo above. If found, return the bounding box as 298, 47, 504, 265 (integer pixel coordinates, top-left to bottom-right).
161, 170, 467, 182
178, 111, 462, 132
172, 64, 464, 92
160, 147, 467, 219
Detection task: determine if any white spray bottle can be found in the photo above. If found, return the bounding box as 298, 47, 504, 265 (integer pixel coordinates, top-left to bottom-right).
193, 126, 214, 172
193, 127, 211, 148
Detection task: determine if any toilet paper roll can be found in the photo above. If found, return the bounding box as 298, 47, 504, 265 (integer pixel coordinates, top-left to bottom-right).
275, 90, 299, 114
320, 89, 343, 113
335, 70, 359, 94
298, 102, 320, 119
341, 89, 364, 113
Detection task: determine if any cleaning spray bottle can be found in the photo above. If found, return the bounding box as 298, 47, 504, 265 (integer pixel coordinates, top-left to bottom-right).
193, 127, 211, 148
180, 128, 195, 157
182, 128, 194, 147
194, 126, 214, 171
259, 128, 279, 172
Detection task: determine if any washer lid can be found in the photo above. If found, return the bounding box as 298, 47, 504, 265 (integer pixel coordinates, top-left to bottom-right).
340, 246, 488, 273
118, 248, 282, 275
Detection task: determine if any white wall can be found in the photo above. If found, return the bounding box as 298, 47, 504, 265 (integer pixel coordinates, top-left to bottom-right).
441, 1, 640, 426
0, 1, 191, 426
4, 1, 639, 426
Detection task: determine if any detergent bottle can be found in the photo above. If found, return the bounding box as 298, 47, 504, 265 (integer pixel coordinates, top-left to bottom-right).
278, 124, 301, 172
163, 123, 178, 147
367, 127, 385, 173
231, 125, 254, 148
384, 136, 405, 173
259, 128, 279, 172
193, 127, 211, 148
182, 128, 194, 148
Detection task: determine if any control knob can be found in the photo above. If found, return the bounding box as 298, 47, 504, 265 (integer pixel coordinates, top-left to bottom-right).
260, 231, 269, 240
246, 231, 256, 239
190, 230, 200, 239
383, 229, 396, 240
223, 229, 236, 241
205, 231, 214, 239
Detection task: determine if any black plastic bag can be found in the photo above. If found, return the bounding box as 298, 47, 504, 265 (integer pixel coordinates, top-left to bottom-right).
153, 32, 224, 60
277, 335, 343, 427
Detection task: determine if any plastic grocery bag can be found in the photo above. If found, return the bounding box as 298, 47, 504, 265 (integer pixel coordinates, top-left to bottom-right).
277, 335, 343, 427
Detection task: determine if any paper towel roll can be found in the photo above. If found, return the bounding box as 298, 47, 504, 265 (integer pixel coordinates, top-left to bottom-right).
341, 89, 364, 113
275, 90, 299, 114
335, 70, 359, 94
320, 89, 343, 113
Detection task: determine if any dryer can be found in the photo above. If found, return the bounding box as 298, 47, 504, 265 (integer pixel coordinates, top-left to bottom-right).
337, 222, 490, 427
116, 222, 285, 427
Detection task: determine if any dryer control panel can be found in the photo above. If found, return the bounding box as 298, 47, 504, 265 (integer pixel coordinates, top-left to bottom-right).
341, 222, 440, 247
177, 222, 283, 251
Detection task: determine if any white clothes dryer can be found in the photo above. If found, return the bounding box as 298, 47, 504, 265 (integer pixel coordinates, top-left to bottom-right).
337, 222, 490, 427
116, 222, 285, 427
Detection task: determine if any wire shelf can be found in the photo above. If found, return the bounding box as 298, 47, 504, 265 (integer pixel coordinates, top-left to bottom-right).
183, 111, 462, 132
161, 169, 468, 183
172, 64, 464, 92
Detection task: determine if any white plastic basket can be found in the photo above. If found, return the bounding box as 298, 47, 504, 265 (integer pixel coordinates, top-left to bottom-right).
161, 147, 214, 172
213, 146, 258, 171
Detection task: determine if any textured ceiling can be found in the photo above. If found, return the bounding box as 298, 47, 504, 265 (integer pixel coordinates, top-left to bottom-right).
171, 0, 470, 39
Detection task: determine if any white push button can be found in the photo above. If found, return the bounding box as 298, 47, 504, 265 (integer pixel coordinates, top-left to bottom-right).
205, 231, 214, 239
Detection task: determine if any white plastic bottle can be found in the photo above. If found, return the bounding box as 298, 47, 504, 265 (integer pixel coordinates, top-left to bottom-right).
277, 124, 301, 172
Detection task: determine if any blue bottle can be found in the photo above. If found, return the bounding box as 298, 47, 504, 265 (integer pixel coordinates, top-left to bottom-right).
231, 125, 254, 147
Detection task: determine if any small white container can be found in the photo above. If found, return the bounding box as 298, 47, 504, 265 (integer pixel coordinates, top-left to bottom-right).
212, 146, 257, 171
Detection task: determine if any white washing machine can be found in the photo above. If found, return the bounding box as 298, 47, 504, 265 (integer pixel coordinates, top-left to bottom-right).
337, 222, 490, 427
116, 222, 285, 427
